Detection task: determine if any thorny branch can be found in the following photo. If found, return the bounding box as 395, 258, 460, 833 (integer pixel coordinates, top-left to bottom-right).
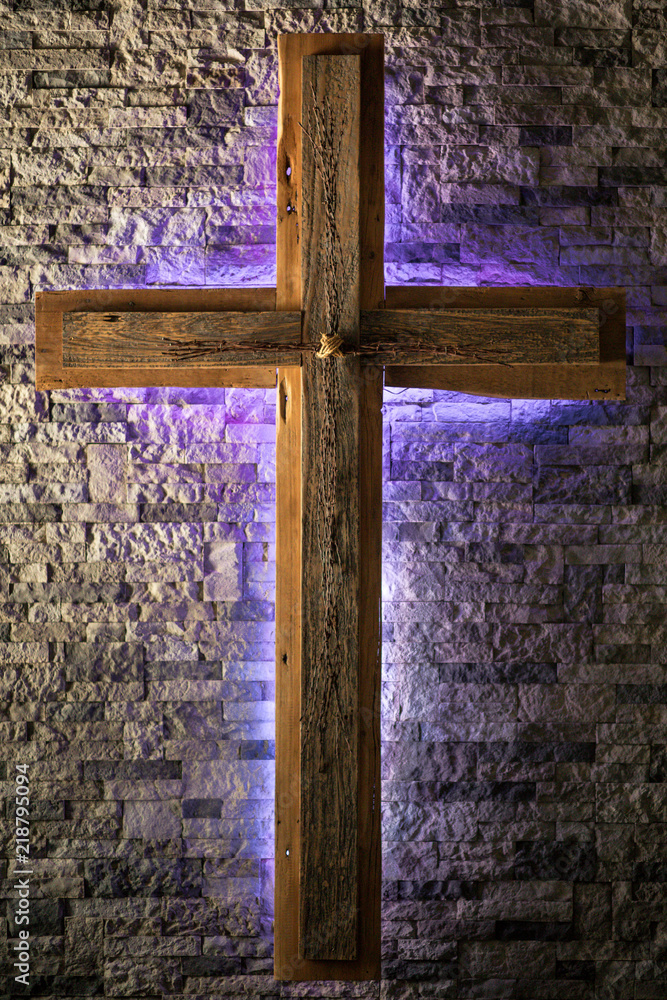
161, 336, 516, 366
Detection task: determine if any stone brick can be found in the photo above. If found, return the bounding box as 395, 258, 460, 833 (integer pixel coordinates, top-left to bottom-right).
64, 916, 103, 974
442, 146, 539, 186
564, 564, 603, 622
534, 465, 632, 505
535, 0, 631, 29
459, 940, 556, 978
103, 956, 183, 996
107, 207, 206, 246
123, 800, 182, 839
187, 90, 245, 127
383, 801, 478, 842
653, 69, 667, 108
519, 684, 614, 723
563, 68, 652, 107
86, 444, 128, 503
461, 223, 557, 265
597, 783, 667, 822
633, 31, 667, 68
0, 266, 30, 303
650, 227, 667, 266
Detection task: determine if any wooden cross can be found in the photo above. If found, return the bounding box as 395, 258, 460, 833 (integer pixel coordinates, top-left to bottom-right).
35, 33, 626, 983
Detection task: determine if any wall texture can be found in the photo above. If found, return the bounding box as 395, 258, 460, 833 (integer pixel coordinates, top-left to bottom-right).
1, 0, 667, 998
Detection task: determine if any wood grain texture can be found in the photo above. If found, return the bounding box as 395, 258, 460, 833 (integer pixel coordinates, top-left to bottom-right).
274, 33, 383, 982
35, 288, 281, 389
277, 34, 302, 315
274, 367, 382, 982
276, 34, 384, 315
356, 367, 383, 977
38, 287, 277, 313
383, 286, 626, 400
300, 355, 360, 962
300, 52, 360, 963
301, 54, 360, 349
275, 365, 303, 978
63, 311, 302, 368
360, 307, 599, 365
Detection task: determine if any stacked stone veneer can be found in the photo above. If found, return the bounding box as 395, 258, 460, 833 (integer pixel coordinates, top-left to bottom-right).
1, 0, 667, 998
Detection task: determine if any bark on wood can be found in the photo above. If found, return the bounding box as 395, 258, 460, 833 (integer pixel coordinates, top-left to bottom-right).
360, 307, 600, 365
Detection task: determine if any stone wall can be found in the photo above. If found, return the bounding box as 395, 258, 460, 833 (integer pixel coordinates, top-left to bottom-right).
1, 0, 667, 998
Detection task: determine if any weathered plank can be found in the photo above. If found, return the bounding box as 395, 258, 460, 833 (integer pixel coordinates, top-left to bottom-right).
356, 365, 382, 972
38, 286, 278, 314
63, 311, 302, 367
384, 286, 626, 400
360, 307, 599, 365
274, 32, 383, 982
301, 54, 361, 349
275, 364, 303, 976
300, 52, 360, 964
277, 34, 384, 320
35, 288, 281, 389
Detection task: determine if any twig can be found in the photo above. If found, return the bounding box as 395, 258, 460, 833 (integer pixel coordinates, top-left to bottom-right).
160, 335, 516, 366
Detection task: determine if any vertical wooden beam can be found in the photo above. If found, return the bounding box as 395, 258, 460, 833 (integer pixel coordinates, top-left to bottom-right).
276, 34, 385, 321
357, 364, 383, 975
300, 53, 361, 962
275, 32, 304, 987
274, 32, 384, 982
275, 363, 303, 973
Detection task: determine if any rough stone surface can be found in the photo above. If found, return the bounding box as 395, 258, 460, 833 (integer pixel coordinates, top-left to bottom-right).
0, 1, 666, 996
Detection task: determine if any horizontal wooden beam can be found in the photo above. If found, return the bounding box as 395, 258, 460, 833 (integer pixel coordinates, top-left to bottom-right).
361, 307, 599, 365
63, 311, 302, 368
383, 285, 626, 400
37, 287, 279, 313
35, 288, 283, 390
